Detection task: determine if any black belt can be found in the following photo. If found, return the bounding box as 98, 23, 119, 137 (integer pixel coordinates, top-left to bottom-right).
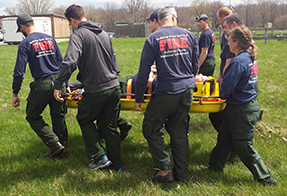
42, 75, 53, 80
36, 74, 58, 81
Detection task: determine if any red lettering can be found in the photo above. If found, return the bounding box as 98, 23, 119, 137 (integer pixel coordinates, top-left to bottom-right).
167, 39, 173, 50
180, 37, 189, 48
32, 43, 39, 52
250, 64, 258, 77
213, 34, 216, 42
159, 40, 167, 51
47, 40, 54, 49
172, 38, 181, 48
32, 40, 55, 53
159, 37, 189, 52
38, 42, 46, 51
41, 41, 49, 50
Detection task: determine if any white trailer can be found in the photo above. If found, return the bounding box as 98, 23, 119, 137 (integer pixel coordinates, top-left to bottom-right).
1, 17, 23, 44
33, 17, 52, 35
1, 16, 52, 45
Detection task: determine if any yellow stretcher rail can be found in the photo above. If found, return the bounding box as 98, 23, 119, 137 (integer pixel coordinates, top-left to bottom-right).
66, 77, 226, 113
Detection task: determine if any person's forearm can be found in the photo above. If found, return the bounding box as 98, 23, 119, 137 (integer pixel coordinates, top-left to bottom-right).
198, 47, 208, 72
222, 58, 233, 76
198, 53, 207, 68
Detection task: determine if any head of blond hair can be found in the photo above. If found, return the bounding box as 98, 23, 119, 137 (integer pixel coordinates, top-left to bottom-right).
217, 7, 233, 18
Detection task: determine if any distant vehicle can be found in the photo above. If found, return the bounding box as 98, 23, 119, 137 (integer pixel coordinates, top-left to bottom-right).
107, 32, 115, 38
0, 29, 3, 41
1, 17, 23, 45
1, 17, 52, 45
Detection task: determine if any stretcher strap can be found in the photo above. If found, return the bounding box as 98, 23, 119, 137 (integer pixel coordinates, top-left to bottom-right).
126, 78, 133, 99
147, 88, 152, 100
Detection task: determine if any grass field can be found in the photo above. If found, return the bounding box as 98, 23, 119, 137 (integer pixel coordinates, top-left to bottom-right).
0, 38, 286, 195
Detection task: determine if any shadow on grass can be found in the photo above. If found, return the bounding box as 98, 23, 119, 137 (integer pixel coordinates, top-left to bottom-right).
0, 132, 154, 193
0, 125, 255, 194
187, 142, 255, 187
0, 133, 86, 190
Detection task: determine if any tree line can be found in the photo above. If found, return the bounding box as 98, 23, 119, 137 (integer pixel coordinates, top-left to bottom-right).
4, 0, 287, 28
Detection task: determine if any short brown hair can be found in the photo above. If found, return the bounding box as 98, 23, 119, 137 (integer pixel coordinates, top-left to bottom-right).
223, 13, 243, 26
64, 4, 86, 22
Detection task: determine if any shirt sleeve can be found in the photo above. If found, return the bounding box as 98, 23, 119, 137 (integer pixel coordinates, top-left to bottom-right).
220, 59, 243, 99
12, 44, 29, 94
54, 34, 80, 90
199, 33, 211, 48
135, 38, 155, 103
192, 35, 199, 76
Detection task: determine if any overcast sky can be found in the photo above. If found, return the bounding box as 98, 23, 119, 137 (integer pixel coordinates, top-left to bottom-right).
0, 0, 241, 16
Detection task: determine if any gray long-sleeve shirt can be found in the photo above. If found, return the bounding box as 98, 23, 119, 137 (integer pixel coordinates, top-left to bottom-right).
54, 21, 119, 93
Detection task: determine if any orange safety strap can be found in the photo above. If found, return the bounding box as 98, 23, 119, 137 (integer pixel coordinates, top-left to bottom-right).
146, 73, 156, 100
126, 78, 133, 99
146, 88, 152, 100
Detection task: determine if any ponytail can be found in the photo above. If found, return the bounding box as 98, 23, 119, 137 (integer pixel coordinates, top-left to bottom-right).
249, 44, 257, 63
229, 26, 257, 62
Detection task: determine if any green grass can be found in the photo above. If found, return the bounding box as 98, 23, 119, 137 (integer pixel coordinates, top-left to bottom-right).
0, 38, 286, 195
251, 30, 287, 39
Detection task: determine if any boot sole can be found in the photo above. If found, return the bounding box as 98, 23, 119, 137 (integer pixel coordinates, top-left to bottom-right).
50, 146, 65, 157
89, 160, 112, 170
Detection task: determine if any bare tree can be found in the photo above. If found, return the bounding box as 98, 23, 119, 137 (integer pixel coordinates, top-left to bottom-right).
189, 0, 210, 17
52, 5, 66, 16
4, 6, 18, 15
137, 1, 153, 23
16, 0, 55, 14
101, 2, 119, 26
122, 0, 152, 23
176, 6, 192, 28
122, 0, 140, 22
274, 14, 287, 26
82, 4, 99, 22
116, 7, 133, 23
257, 0, 270, 27
4, 0, 287, 28
189, 0, 223, 28
243, 0, 252, 26
269, 0, 280, 24
208, 1, 225, 28
275, 0, 287, 26
278, 0, 287, 15
235, 0, 255, 27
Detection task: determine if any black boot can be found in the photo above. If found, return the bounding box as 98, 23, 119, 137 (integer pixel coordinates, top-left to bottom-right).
150, 169, 174, 183
44, 142, 64, 158
55, 140, 68, 159
119, 121, 132, 141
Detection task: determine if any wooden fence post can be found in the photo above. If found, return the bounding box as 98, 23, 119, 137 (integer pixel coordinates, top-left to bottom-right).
265, 27, 268, 44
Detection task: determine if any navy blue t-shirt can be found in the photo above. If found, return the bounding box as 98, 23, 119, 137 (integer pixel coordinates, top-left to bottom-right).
220, 51, 257, 104
135, 25, 199, 103
12, 32, 62, 94
220, 33, 228, 51
198, 28, 216, 59
220, 41, 235, 75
